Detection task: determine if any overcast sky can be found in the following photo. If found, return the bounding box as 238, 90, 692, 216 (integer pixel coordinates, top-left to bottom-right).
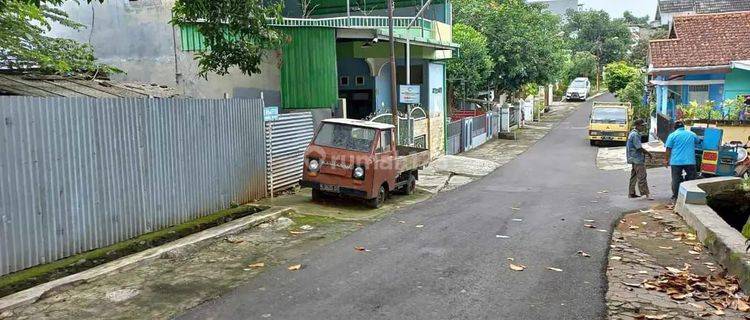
578, 0, 658, 19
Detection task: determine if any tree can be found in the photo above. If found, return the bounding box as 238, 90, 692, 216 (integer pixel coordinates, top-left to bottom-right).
171, 0, 284, 78
0, 0, 117, 75
605, 61, 640, 93
623, 11, 649, 27
453, 0, 566, 95
447, 24, 493, 100
565, 10, 632, 89
628, 28, 668, 67
563, 51, 598, 82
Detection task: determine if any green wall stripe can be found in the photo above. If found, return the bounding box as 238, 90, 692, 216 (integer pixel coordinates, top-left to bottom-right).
280, 27, 339, 109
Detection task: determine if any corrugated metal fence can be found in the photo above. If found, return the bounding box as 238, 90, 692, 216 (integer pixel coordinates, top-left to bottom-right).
0, 97, 266, 276
265, 112, 314, 194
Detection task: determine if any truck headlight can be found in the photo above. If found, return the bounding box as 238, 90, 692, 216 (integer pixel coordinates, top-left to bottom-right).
353, 166, 365, 180
589, 130, 600, 136
308, 159, 320, 172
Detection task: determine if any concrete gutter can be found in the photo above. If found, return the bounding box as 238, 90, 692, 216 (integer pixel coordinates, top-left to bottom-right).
0, 206, 292, 313
674, 177, 750, 291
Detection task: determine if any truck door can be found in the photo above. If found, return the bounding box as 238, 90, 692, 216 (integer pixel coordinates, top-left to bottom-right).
374, 129, 397, 191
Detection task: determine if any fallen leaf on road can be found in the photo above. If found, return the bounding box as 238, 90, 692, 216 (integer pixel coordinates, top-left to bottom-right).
590, 200, 599, 203
496, 235, 510, 239
300, 225, 314, 231
583, 219, 595, 223
224, 237, 245, 244
689, 250, 701, 255
611, 256, 622, 261
622, 282, 641, 288
689, 303, 705, 311
641, 222, 647, 225
415, 225, 424, 228
584, 224, 596, 229
289, 230, 306, 235
639, 209, 654, 214
546, 267, 563, 272
643, 282, 657, 290
511, 207, 521, 211
670, 293, 689, 300
512, 218, 523, 222
507, 257, 515, 261
597, 229, 608, 233
509, 263, 526, 271
641, 314, 669, 320
714, 309, 725, 316
354, 246, 367, 252
287, 264, 302, 271
248, 262, 265, 268
671, 237, 683, 241
598, 190, 609, 194
666, 267, 683, 274
686, 233, 697, 240
638, 270, 649, 274
737, 299, 750, 312
577, 251, 591, 257
629, 225, 640, 230
658, 246, 673, 250
398, 221, 406, 224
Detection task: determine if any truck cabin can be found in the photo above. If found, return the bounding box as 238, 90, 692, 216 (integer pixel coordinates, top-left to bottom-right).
591, 107, 628, 125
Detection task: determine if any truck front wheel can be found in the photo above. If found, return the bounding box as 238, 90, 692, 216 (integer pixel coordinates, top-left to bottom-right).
312, 189, 325, 202
367, 185, 387, 208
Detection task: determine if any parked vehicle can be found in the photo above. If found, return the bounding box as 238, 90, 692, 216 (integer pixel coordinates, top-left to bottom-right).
588, 102, 632, 146
565, 77, 591, 101
301, 118, 430, 208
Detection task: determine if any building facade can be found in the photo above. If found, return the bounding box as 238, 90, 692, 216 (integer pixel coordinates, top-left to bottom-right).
648, 11, 750, 139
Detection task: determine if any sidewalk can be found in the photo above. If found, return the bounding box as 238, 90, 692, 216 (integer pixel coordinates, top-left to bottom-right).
606, 206, 750, 319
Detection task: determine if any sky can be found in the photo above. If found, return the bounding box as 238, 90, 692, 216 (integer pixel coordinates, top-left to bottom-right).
578, 0, 658, 19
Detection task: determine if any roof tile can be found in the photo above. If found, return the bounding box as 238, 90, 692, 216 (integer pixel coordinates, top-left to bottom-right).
649, 11, 750, 69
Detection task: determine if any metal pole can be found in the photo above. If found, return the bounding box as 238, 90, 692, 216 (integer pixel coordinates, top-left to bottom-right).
389, 0, 398, 131
406, 39, 411, 85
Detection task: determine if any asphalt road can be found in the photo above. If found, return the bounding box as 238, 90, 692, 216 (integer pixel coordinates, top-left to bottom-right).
179, 94, 671, 320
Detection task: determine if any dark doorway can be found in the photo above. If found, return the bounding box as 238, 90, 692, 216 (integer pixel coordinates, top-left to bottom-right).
340, 90, 374, 120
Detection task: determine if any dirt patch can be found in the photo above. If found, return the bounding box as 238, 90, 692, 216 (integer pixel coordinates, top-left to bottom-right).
0, 205, 266, 298
707, 188, 750, 234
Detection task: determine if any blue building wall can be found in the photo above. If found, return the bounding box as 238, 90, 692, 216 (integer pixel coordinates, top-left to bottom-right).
725, 69, 750, 101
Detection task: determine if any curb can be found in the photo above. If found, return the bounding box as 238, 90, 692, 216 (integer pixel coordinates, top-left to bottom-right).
673, 177, 750, 292
0, 206, 293, 313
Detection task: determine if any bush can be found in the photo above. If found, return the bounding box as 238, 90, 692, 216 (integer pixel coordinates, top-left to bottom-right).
604, 61, 640, 93
617, 77, 649, 121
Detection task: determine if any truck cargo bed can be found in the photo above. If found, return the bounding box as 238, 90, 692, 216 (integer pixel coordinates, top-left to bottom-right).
396, 146, 430, 172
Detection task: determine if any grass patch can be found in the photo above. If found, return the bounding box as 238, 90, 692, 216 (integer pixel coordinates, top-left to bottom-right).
0, 205, 266, 298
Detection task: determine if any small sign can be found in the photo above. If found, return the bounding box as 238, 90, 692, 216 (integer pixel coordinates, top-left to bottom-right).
264, 106, 279, 121
399, 85, 421, 104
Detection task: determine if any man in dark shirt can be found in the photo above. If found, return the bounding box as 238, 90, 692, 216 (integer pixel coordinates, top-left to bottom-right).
627, 119, 652, 200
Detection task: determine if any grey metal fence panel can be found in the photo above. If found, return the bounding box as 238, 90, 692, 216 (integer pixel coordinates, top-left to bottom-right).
265, 112, 314, 194
0, 97, 266, 276
509, 106, 519, 127
446, 120, 462, 155
471, 115, 487, 138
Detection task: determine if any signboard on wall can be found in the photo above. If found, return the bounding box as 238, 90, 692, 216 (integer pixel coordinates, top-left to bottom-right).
399, 85, 421, 104
264, 106, 279, 121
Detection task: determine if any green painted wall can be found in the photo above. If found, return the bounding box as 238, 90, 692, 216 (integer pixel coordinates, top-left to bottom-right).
280, 27, 339, 109
725, 69, 750, 100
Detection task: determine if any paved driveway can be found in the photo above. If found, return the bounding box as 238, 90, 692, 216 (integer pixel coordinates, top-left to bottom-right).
179, 94, 671, 320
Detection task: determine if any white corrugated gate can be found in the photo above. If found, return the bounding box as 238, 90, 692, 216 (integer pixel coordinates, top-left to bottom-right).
265, 112, 314, 194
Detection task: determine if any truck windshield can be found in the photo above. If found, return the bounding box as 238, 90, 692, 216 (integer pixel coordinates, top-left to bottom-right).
313, 123, 376, 152
592, 107, 627, 124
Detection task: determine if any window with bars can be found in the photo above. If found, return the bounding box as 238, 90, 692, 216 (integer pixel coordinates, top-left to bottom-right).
688, 85, 709, 104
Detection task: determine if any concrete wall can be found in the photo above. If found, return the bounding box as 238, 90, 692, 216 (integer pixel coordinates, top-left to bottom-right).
50, 0, 281, 104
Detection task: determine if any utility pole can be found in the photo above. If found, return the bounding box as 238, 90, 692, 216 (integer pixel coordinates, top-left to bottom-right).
388, 0, 398, 131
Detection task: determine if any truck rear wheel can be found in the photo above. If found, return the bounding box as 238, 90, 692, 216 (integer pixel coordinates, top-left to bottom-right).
399, 174, 416, 195
367, 185, 387, 209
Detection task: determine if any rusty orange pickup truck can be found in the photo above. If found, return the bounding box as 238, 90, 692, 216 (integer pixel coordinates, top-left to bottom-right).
300, 118, 430, 208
